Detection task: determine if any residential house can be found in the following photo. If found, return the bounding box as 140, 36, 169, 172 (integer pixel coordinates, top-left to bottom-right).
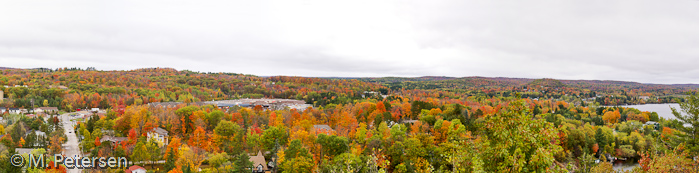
8, 108, 20, 114
26, 130, 46, 147
0, 90, 3, 101
147, 127, 169, 146
125, 165, 147, 173
100, 135, 128, 146
0, 107, 5, 114
313, 125, 335, 135
15, 148, 36, 155
645, 121, 660, 130
402, 120, 419, 124
34, 130, 46, 137
249, 151, 269, 173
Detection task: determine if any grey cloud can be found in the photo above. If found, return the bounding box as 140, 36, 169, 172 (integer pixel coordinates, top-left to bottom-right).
0, 0, 698, 84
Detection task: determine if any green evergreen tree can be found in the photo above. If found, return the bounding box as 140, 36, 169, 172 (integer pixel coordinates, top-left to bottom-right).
533, 105, 541, 115
233, 153, 253, 173
164, 147, 176, 172
595, 128, 607, 154
671, 91, 699, 155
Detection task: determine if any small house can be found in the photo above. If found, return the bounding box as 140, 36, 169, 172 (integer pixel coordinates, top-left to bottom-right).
15, 148, 36, 155
249, 151, 269, 173
125, 165, 146, 173
100, 135, 128, 146
645, 121, 660, 130
146, 127, 169, 146
32, 130, 46, 137
8, 108, 20, 114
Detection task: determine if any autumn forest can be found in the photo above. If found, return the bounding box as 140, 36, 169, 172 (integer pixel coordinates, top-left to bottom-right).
1, 67, 699, 173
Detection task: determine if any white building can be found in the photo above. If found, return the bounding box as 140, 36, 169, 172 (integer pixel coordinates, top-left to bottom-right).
8, 108, 20, 114
147, 127, 169, 146
35, 107, 59, 115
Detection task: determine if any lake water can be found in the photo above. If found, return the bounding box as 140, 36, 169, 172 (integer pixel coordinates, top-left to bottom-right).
610, 103, 681, 171
621, 103, 681, 120
612, 160, 639, 172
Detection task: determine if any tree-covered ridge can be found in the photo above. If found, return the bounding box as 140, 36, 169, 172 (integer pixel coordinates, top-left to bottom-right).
0, 68, 386, 110
361, 76, 698, 105
527, 78, 566, 89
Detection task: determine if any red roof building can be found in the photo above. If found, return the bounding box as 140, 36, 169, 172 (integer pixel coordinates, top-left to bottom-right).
125, 165, 146, 173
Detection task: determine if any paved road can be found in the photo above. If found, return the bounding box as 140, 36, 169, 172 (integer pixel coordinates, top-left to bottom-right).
61, 113, 82, 173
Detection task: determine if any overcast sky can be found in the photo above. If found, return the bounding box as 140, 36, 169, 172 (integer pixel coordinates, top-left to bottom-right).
1, 0, 698, 84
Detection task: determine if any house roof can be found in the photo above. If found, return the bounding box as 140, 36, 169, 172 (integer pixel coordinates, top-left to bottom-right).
36, 107, 59, 111
151, 127, 169, 136
313, 125, 334, 132
100, 135, 128, 142
403, 120, 419, 124
249, 151, 268, 171
217, 103, 238, 107
125, 165, 146, 173
15, 148, 36, 155
31, 130, 46, 136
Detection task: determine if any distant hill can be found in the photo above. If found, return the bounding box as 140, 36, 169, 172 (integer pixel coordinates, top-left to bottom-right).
671, 84, 699, 88
361, 76, 456, 83
527, 78, 566, 89
360, 76, 699, 90
359, 76, 698, 105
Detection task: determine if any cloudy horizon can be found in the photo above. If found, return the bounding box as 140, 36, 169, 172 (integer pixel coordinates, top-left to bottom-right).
1, 0, 699, 84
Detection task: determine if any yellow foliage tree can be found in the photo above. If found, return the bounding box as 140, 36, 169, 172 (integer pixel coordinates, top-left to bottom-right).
602, 110, 621, 124
176, 145, 206, 171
